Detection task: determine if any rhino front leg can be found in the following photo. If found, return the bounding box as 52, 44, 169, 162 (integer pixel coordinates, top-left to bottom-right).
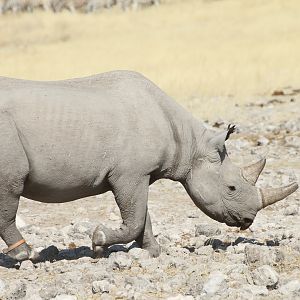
136, 210, 161, 257
92, 175, 149, 256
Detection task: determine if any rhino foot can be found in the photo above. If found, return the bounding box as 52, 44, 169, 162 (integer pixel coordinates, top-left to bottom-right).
92, 244, 109, 258
143, 242, 161, 258
6, 243, 34, 262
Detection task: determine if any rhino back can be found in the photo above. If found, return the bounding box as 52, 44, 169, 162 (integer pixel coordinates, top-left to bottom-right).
0, 71, 177, 202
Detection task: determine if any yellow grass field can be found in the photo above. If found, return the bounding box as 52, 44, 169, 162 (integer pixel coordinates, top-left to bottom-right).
0, 0, 299, 119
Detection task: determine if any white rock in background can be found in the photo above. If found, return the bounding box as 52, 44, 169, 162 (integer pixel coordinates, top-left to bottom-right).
252, 265, 279, 289
202, 271, 227, 295
16, 215, 27, 229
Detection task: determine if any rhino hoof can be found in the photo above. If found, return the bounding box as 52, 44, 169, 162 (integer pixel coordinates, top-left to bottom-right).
92, 226, 107, 246
145, 243, 161, 258
92, 244, 109, 258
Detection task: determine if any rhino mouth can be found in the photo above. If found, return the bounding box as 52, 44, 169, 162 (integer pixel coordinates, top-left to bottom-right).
240, 218, 253, 230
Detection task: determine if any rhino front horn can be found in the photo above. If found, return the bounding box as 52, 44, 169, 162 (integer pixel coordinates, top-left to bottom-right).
242, 158, 266, 185
259, 182, 299, 208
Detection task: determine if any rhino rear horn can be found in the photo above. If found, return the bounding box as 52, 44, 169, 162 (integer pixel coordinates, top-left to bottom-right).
259, 182, 299, 208
242, 158, 266, 185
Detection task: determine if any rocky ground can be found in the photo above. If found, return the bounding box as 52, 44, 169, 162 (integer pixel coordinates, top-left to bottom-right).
0, 91, 299, 299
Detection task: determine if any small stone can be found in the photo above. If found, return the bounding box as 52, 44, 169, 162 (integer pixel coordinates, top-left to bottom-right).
279, 280, 300, 295
195, 223, 221, 237
92, 280, 110, 294
39, 285, 58, 299
109, 212, 120, 221
72, 221, 93, 236
5, 281, 27, 299
285, 136, 300, 148
128, 247, 150, 260
20, 260, 34, 271
257, 136, 269, 146
16, 215, 27, 229
244, 245, 275, 266
283, 205, 299, 216
108, 252, 132, 270
242, 284, 269, 296
252, 265, 279, 289
202, 271, 227, 295
0, 279, 5, 294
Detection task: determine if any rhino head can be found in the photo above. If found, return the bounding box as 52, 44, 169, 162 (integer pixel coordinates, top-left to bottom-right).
184, 125, 298, 230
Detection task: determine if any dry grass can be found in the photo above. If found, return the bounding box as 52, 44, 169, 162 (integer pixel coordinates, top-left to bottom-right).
0, 0, 300, 119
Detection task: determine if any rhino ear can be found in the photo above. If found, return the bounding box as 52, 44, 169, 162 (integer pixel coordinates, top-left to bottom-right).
209, 124, 236, 152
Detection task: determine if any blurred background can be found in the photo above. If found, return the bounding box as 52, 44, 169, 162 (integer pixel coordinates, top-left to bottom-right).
0, 0, 299, 119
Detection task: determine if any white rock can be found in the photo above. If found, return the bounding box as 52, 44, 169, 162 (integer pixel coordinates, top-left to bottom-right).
195, 223, 221, 237
20, 260, 34, 271
202, 271, 227, 295
92, 280, 110, 294
279, 280, 300, 295
16, 215, 27, 229
242, 284, 269, 296
283, 205, 299, 216
128, 247, 150, 260
108, 252, 132, 270
0, 279, 5, 295
252, 265, 279, 288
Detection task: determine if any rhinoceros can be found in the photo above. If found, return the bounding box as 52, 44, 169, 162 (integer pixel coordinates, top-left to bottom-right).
0, 71, 298, 262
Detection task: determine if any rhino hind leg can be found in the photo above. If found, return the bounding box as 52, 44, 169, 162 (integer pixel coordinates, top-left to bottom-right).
136, 210, 161, 257
0, 114, 32, 262
92, 175, 150, 256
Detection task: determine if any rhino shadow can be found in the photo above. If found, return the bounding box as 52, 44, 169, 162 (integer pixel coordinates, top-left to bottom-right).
184, 236, 280, 253
0, 243, 131, 269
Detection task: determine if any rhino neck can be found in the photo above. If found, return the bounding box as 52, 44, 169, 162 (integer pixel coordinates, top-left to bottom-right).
159, 109, 207, 182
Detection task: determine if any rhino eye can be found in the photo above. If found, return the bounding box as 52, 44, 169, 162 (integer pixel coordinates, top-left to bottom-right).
228, 185, 236, 191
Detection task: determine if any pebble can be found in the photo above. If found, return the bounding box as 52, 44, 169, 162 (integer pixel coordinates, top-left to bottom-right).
202, 271, 227, 295
242, 284, 269, 296
195, 223, 221, 237
244, 244, 275, 266
252, 265, 279, 289
20, 260, 34, 271
16, 215, 27, 229
108, 252, 132, 270
0, 279, 5, 295
92, 280, 111, 294
279, 280, 300, 295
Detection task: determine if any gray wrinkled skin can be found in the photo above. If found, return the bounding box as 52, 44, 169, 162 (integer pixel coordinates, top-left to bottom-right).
0, 71, 280, 261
